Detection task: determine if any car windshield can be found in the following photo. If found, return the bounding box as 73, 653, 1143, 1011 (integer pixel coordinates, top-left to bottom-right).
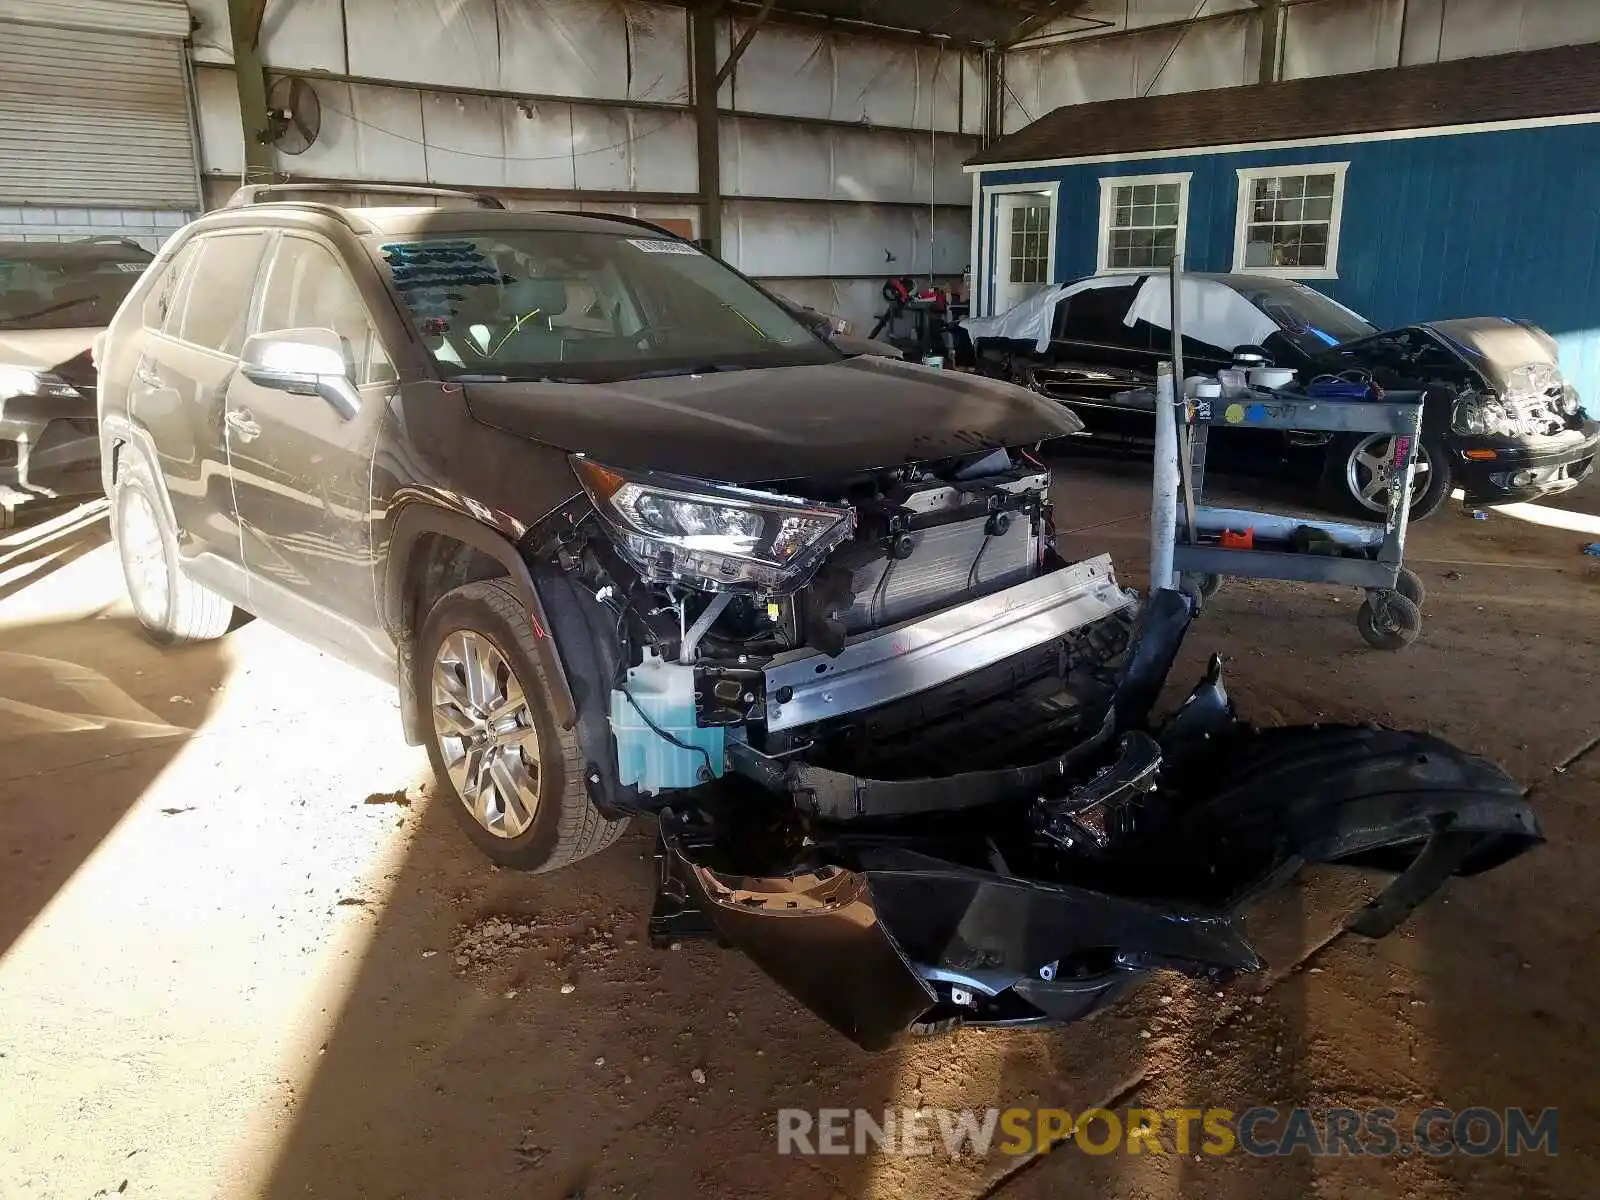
0, 246, 150, 330
374, 230, 837, 382
1232, 280, 1377, 358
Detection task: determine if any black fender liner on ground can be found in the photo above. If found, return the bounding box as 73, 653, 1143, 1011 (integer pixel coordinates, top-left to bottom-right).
383, 502, 577, 742
659, 720, 1543, 1050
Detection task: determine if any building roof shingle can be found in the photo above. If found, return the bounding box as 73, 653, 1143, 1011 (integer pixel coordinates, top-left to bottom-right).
968, 42, 1600, 168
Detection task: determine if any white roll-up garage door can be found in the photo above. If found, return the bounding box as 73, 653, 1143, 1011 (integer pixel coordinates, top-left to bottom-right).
0, 9, 200, 209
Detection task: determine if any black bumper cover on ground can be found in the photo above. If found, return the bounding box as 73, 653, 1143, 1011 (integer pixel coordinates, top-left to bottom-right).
655, 594, 1544, 1049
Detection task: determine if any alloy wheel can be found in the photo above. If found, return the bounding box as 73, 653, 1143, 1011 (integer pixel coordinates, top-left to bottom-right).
1345, 434, 1432, 515
431, 629, 542, 838
118, 487, 170, 629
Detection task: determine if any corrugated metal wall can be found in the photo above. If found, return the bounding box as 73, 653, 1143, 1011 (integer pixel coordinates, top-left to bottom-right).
187, 0, 981, 332
1001, 0, 1600, 129
0, 21, 200, 208
977, 120, 1600, 410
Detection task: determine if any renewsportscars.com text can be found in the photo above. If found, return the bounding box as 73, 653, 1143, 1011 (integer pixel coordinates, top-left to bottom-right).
776, 1106, 1558, 1159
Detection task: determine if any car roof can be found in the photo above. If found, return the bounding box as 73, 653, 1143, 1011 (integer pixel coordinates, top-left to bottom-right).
186, 201, 675, 243
0, 238, 152, 262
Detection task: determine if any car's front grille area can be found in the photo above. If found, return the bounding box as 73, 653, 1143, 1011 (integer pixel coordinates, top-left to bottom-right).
839, 514, 1038, 634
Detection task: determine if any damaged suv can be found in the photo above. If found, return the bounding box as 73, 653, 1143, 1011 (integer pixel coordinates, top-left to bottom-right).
97, 186, 1542, 1047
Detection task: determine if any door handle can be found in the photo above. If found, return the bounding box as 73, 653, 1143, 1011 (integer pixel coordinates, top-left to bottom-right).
225, 408, 262, 443
134, 361, 163, 388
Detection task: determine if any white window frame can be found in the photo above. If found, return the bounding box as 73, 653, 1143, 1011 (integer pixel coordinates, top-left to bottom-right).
1231, 162, 1349, 280
1096, 172, 1191, 275
977, 179, 1059, 317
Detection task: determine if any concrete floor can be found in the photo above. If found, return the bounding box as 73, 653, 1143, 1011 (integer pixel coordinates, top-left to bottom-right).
1, 466, 1597, 1199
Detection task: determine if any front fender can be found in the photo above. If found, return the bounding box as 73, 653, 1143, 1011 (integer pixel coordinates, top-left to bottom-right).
382, 499, 577, 739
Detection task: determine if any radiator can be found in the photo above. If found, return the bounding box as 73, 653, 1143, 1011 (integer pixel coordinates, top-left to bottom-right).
839, 514, 1039, 633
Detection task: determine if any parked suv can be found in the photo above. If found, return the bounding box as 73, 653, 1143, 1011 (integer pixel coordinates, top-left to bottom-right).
1, 237, 151, 526
95, 185, 1537, 1048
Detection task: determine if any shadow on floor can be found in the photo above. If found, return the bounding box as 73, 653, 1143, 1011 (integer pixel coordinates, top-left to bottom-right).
254, 786, 912, 1199
0, 612, 231, 958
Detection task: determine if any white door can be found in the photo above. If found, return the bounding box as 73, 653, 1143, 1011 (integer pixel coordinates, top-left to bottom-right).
992, 193, 1053, 315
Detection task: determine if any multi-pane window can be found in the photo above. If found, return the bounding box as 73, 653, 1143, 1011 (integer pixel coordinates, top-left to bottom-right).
1009, 202, 1051, 285
1100, 176, 1187, 271
1234, 164, 1348, 276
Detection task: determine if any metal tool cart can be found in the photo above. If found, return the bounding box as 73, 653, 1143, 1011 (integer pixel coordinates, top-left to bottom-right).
1147, 261, 1428, 650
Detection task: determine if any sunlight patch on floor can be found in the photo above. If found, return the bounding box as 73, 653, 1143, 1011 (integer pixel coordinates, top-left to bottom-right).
0, 603, 428, 1197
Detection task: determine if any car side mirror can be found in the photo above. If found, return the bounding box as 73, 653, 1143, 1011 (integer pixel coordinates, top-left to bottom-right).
240, 328, 360, 420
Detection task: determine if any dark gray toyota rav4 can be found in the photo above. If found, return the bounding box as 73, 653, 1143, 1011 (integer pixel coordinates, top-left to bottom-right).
96, 185, 1540, 1048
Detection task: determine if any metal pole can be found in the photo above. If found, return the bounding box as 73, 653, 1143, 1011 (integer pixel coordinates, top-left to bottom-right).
690, 6, 723, 255
1169, 253, 1185, 391
1151, 361, 1180, 593
1170, 254, 1198, 543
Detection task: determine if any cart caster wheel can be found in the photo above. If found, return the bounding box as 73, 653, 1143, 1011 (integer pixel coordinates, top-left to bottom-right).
1394, 566, 1425, 608
1358, 591, 1422, 650
1177, 572, 1221, 615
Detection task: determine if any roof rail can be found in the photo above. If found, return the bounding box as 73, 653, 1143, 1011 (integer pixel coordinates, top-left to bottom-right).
224, 183, 506, 211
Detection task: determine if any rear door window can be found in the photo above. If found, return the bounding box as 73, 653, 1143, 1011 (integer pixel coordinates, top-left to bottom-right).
145, 239, 201, 332
1053, 282, 1142, 346
174, 233, 269, 356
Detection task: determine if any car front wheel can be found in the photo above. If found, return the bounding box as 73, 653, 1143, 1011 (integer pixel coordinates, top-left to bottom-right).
1323, 431, 1450, 521
419, 578, 628, 871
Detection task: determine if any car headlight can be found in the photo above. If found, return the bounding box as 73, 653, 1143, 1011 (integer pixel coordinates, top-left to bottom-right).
0, 364, 80, 400
1451, 398, 1489, 436
1560, 383, 1583, 417
573, 458, 854, 593
1452, 392, 1519, 438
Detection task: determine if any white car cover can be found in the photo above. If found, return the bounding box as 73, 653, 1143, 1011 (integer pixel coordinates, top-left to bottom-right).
960, 277, 1134, 352
962, 274, 1281, 354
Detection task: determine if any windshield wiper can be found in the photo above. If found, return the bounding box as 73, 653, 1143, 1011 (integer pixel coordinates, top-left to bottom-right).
609, 363, 750, 382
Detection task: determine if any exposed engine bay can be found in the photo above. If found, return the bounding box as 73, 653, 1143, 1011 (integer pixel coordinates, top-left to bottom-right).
527, 443, 1544, 1048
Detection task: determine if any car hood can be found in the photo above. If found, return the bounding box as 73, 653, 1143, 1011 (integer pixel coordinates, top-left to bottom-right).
460, 355, 1081, 483
0, 326, 100, 389
1420, 317, 1563, 395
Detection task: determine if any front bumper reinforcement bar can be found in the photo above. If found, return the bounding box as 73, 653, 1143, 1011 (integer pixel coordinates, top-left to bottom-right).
762, 554, 1134, 733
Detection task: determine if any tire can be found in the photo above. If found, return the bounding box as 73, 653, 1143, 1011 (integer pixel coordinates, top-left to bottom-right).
1393, 566, 1426, 608
113, 460, 235, 645
1323, 432, 1450, 521
1357, 591, 1422, 651
419, 578, 628, 872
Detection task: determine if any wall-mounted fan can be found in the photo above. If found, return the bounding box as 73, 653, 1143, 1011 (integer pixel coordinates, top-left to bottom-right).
265, 76, 322, 156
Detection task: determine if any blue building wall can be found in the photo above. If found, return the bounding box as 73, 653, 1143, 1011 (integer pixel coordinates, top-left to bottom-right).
977, 120, 1600, 404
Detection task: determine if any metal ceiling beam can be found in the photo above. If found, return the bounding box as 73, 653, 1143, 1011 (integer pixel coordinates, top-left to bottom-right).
1000, 0, 1095, 48
1250, 0, 1286, 82
691, 4, 723, 254
227, 0, 274, 181
239, 0, 269, 48
715, 0, 775, 90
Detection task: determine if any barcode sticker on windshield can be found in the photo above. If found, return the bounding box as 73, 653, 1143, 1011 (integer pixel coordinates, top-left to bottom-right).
627, 238, 700, 255
113, 262, 147, 273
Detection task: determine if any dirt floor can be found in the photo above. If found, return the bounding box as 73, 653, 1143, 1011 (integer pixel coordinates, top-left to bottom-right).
1, 462, 1596, 1200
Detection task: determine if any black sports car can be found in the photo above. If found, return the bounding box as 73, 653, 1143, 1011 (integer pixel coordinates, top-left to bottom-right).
958, 273, 1598, 519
